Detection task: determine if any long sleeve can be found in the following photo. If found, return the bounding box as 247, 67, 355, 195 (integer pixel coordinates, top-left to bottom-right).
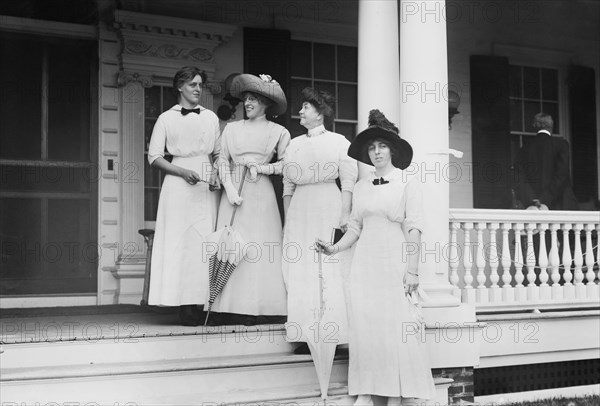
216, 124, 233, 183
339, 138, 358, 193
403, 177, 424, 234
210, 116, 222, 169
147, 116, 167, 165
346, 189, 363, 237
272, 128, 291, 175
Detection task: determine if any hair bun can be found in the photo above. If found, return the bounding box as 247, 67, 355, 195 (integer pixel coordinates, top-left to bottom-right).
368, 109, 398, 134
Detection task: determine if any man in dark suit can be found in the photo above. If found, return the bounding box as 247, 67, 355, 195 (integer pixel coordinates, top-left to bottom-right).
515, 112, 579, 210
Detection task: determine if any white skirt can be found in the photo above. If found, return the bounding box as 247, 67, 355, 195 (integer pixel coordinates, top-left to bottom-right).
148, 156, 218, 306
282, 182, 350, 344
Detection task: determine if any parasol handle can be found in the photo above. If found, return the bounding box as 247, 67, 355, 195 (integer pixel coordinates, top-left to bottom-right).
229, 166, 249, 226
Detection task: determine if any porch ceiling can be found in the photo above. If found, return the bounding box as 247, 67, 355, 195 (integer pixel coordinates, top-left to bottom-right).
117, 0, 359, 27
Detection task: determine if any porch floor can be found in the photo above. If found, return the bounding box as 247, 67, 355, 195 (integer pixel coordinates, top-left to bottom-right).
0, 305, 286, 344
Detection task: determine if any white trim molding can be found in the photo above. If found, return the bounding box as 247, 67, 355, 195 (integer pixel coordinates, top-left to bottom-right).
113, 10, 237, 84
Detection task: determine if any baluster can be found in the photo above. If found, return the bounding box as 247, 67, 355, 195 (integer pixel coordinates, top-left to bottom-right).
525, 223, 539, 302
513, 223, 526, 302
561, 224, 574, 299
573, 224, 585, 299
475, 222, 488, 304
549, 223, 563, 300
500, 223, 514, 303
488, 222, 501, 303
584, 224, 595, 298
449, 222, 460, 298
594, 225, 600, 300
462, 222, 475, 304
538, 223, 551, 300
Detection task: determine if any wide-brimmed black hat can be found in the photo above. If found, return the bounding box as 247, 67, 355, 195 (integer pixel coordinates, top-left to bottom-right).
230, 73, 287, 116
348, 109, 413, 170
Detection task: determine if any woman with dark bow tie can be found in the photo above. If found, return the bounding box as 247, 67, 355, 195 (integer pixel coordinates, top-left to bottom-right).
317, 110, 435, 406
147, 66, 221, 326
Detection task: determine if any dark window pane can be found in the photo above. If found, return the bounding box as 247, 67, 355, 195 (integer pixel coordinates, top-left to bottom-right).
337, 84, 357, 120
337, 46, 357, 82
313, 43, 335, 80
48, 40, 94, 161
0, 164, 93, 193
0, 0, 98, 24
334, 122, 356, 142
523, 67, 540, 99
0, 34, 42, 159
542, 102, 559, 133
509, 66, 522, 98
162, 87, 177, 110
510, 99, 523, 132
47, 198, 96, 288
524, 101, 541, 133
0, 198, 42, 285
290, 79, 312, 115
541, 69, 558, 101
145, 87, 161, 117
288, 118, 306, 139
313, 81, 336, 100
145, 188, 160, 222
291, 40, 311, 78
144, 158, 160, 187
145, 119, 157, 151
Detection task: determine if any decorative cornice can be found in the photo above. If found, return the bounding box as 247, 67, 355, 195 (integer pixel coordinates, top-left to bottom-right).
117, 71, 153, 88
114, 10, 236, 42
113, 10, 237, 88
123, 39, 213, 62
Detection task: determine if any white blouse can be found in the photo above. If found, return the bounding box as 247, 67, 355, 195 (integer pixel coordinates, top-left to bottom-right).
147, 105, 221, 164
282, 125, 358, 197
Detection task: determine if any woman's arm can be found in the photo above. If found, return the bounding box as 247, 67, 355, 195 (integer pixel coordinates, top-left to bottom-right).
339, 190, 352, 232
151, 157, 201, 185
316, 229, 359, 255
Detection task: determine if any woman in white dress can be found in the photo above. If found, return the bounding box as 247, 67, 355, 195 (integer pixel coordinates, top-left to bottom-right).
317, 110, 436, 405
282, 87, 358, 352
147, 66, 221, 326
210, 74, 290, 324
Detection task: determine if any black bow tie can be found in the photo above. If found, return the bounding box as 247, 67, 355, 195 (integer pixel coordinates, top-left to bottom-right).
181, 107, 200, 115
372, 177, 389, 185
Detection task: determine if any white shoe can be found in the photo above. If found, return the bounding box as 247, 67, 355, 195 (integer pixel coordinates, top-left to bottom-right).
354, 395, 374, 406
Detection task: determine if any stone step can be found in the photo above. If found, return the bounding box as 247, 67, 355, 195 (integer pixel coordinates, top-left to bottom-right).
0, 354, 349, 404
1, 324, 292, 369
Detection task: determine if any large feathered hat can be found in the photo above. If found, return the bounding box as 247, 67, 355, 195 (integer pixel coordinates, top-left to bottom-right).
347, 109, 413, 170
229, 73, 287, 116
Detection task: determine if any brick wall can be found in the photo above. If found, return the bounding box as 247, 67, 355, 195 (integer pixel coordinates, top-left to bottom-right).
433, 367, 474, 405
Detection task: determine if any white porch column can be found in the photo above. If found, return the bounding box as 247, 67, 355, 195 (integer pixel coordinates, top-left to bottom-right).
399, 0, 461, 307
357, 0, 400, 179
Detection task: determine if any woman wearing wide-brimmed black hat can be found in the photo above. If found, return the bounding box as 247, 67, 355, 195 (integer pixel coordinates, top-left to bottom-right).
210, 73, 290, 324
317, 110, 436, 406
282, 87, 358, 353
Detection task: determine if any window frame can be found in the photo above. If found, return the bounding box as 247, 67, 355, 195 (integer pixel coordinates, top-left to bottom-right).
289, 40, 358, 139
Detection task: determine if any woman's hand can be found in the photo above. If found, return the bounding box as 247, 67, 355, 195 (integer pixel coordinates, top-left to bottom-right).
208, 169, 221, 191
223, 182, 243, 205
315, 239, 336, 255
404, 271, 419, 295
339, 211, 350, 233
180, 169, 202, 185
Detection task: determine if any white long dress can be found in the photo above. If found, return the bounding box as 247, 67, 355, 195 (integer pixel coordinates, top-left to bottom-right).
211, 120, 290, 316
147, 105, 221, 306
346, 169, 436, 399
282, 125, 358, 344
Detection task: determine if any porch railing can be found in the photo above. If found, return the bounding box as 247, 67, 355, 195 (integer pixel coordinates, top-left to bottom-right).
449, 209, 600, 310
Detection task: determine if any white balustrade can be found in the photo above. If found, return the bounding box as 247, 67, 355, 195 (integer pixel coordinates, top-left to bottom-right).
449, 209, 599, 310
